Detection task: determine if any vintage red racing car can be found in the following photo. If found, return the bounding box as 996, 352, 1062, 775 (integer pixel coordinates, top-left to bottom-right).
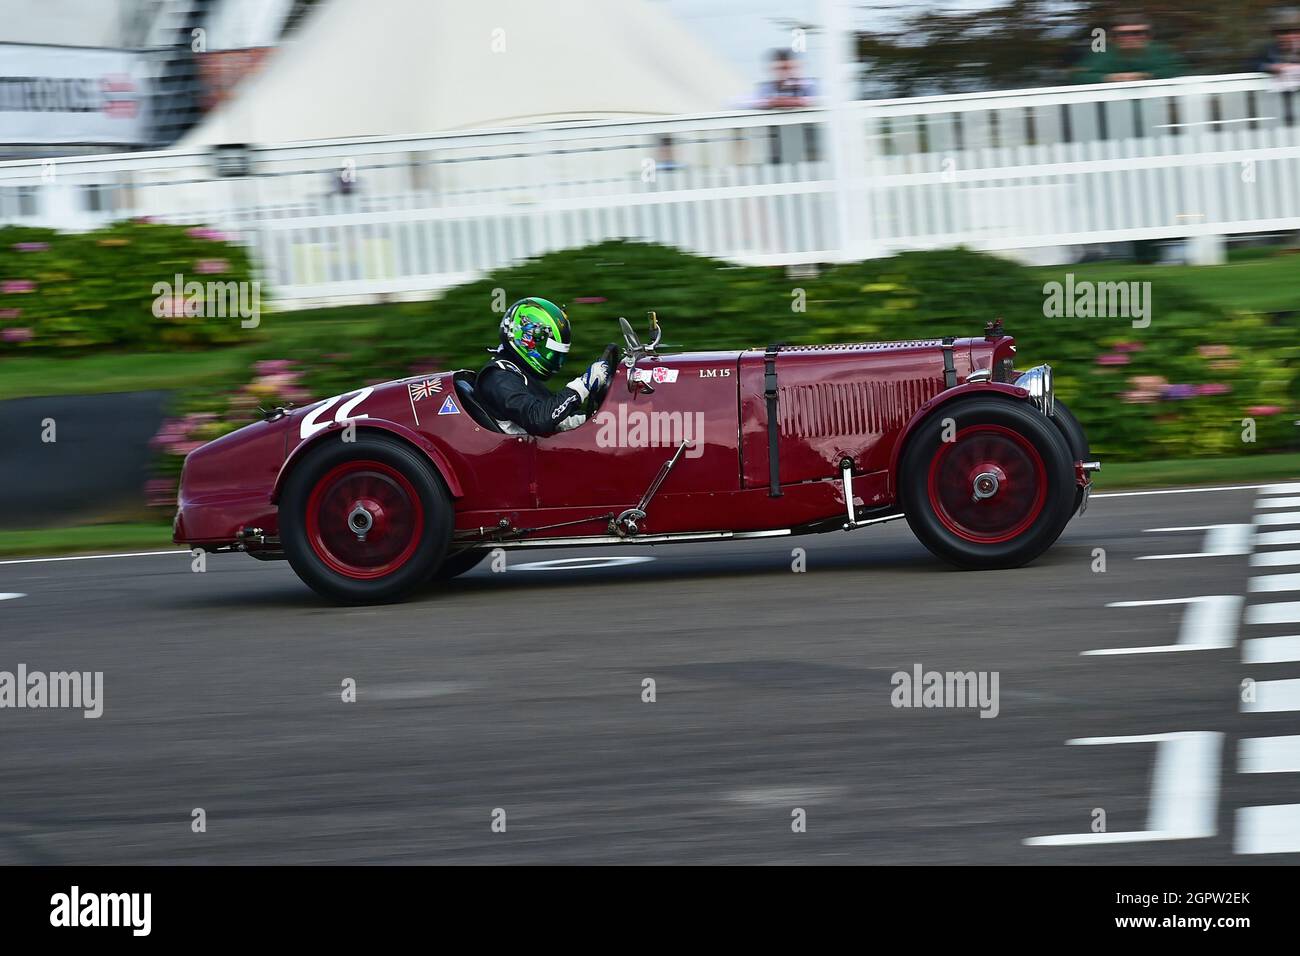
174, 316, 1098, 602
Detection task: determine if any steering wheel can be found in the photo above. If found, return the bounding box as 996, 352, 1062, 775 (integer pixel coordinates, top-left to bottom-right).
587, 342, 620, 414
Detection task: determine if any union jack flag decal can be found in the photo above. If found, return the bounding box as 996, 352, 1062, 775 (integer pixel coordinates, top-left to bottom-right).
407, 378, 443, 402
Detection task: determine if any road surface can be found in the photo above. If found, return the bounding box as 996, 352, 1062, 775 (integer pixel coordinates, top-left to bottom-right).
2, 482, 1299, 864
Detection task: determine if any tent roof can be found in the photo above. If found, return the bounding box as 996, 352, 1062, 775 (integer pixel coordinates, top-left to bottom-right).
182, 0, 747, 145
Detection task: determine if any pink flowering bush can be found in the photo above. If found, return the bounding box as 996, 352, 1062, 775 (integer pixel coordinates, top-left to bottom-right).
0, 221, 258, 351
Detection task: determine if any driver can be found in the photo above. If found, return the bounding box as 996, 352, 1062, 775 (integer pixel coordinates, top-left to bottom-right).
475, 297, 616, 436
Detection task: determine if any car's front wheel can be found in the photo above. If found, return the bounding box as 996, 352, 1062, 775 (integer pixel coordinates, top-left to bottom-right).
281, 433, 452, 603
900, 397, 1075, 569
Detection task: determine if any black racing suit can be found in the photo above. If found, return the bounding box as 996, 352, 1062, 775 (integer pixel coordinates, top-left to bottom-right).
475, 355, 587, 436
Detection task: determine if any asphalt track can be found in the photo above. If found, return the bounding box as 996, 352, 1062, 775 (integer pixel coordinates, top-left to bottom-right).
3, 482, 1300, 864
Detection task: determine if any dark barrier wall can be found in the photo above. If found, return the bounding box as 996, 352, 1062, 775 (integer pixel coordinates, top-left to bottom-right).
0, 391, 170, 529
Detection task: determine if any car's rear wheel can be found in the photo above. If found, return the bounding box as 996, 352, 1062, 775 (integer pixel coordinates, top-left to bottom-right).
900, 397, 1075, 569
281, 433, 452, 603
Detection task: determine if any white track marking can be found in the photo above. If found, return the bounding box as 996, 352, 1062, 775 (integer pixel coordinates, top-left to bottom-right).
1092, 484, 1277, 499
1239, 736, 1300, 774
1257, 496, 1300, 509
1255, 512, 1300, 526
0, 550, 187, 567
1262, 482, 1300, 495
1025, 732, 1221, 846
510, 556, 656, 572
1250, 573, 1300, 593
1235, 805, 1300, 855
1086, 596, 1241, 655
1241, 678, 1300, 714
1137, 524, 1252, 560
1243, 636, 1300, 664
1256, 530, 1300, 547
1251, 549, 1300, 567
0, 593, 24, 601
1246, 602, 1300, 625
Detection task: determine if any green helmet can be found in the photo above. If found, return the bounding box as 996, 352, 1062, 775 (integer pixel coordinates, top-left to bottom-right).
499, 297, 571, 379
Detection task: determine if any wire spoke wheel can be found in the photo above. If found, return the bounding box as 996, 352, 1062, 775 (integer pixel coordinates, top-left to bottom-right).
901, 398, 1076, 570
927, 425, 1047, 544
283, 433, 452, 603
304, 459, 424, 580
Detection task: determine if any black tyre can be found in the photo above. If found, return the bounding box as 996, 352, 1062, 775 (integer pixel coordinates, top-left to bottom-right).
1049, 399, 1089, 515
432, 548, 487, 580
899, 397, 1076, 569
281, 432, 453, 603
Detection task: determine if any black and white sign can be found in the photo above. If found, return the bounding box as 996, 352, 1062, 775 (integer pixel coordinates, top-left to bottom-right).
0, 44, 150, 146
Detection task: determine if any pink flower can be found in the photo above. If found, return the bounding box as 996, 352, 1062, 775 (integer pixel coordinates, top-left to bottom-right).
253, 359, 294, 376
13, 242, 49, 252
149, 419, 186, 449
573, 296, 607, 304
1121, 390, 1158, 404
1194, 383, 1231, 397
186, 226, 226, 242
1130, 375, 1168, 389
1111, 341, 1144, 353
1247, 405, 1284, 416
255, 372, 301, 391
195, 258, 229, 275
1, 327, 33, 343
0, 308, 20, 320
1096, 353, 1129, 366
1, 279, 35, 294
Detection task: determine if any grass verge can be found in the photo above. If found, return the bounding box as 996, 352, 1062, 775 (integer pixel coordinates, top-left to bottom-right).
0, 522, 177, 558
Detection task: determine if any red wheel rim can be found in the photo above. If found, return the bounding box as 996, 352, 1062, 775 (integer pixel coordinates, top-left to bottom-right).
926, 424, 1047, 544
305, 460, 424, 579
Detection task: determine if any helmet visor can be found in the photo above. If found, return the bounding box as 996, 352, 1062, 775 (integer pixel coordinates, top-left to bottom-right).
532, 335, 568, 372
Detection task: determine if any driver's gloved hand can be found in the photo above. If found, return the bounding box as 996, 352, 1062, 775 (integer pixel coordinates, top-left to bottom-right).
565, 357, 613, 403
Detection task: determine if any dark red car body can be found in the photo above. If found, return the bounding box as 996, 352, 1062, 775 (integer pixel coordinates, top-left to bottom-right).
174, 325, 1094, 599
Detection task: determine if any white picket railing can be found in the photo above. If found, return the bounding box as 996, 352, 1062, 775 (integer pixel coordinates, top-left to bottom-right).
1, 73, 1297, 306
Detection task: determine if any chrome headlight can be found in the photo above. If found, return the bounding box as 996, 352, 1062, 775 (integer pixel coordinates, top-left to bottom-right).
1014, 364, 1053, 416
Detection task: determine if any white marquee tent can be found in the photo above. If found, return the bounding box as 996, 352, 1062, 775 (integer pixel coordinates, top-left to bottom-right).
182, 0, 747, 145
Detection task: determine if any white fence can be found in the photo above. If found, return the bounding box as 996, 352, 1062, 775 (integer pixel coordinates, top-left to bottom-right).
1, 73, 1298, 306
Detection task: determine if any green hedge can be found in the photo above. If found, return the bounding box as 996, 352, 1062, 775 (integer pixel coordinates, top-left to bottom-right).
0, 221, 257, 351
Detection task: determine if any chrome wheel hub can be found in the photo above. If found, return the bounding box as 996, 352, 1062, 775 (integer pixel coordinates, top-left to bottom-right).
348, 504, 375, 539
972, 471, 1000, 501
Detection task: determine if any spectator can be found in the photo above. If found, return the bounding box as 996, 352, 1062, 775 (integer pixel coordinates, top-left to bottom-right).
1075, 12, 1187, 84
746, 48, 817, 109
1259, 8, 1300, 87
